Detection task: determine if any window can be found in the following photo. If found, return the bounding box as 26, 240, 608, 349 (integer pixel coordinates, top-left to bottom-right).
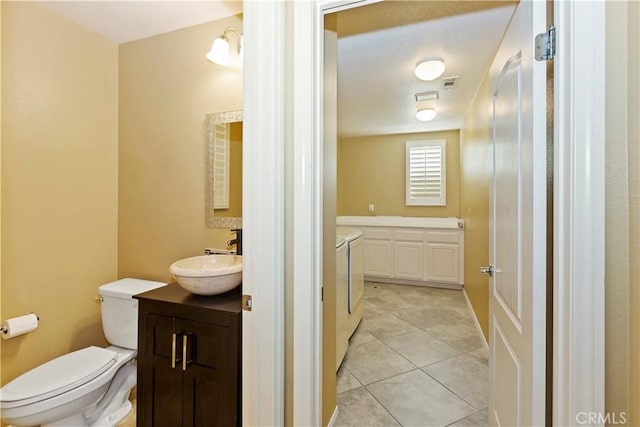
406, 139, 446, 206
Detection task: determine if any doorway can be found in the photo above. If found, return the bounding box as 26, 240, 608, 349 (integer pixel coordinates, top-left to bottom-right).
324, 2, 514, 425
240, 1, 607, 425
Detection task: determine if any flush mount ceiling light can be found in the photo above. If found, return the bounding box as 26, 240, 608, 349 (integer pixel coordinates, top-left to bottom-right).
206, 27, 243, 66
415, 57, 445, 81
416, 107, 437, 122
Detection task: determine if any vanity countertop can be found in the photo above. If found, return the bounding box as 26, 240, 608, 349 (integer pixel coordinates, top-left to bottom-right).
134, 283, 242, 314
337, 215, 463, 229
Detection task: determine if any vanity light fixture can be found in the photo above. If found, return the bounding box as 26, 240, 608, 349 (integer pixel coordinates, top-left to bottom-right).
415, 57, 445, 81
206, 27, 243, 66
416, 107, 437, 122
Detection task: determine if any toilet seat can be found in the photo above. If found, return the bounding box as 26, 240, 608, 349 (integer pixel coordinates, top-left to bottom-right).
1, 347, 117, 408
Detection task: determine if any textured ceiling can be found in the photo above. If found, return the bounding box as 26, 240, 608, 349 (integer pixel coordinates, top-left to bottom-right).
335, 1, 516, 137
37, 1, 516, 138
37, 1, 243, 44
337, 1, 515, 37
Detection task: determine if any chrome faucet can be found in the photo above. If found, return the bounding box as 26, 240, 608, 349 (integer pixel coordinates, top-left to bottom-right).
226, 228, 242, 255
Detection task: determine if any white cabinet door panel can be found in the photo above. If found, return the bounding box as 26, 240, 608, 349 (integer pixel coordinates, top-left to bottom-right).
425, 243, 460, 283
364, 239, 393, 277
361, 226, 463, 285
394, 241, 424, 280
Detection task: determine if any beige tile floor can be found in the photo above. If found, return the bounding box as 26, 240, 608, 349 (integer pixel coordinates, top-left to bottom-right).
336, 282, 489, 427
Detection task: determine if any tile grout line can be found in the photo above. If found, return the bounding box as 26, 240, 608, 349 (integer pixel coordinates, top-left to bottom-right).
420, 366, 488, 413
361, 384, 405, 427
443, 410, 485, 427
338, 282, 489, 426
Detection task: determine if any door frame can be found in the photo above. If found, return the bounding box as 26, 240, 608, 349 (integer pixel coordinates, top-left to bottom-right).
241, 2, 286, 426
241, 0, 606, 425
553, 1, 606, 425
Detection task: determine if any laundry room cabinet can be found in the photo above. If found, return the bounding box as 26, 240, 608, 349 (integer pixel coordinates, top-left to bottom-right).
393, 230, 425, 281
425, 231, 461, 284
135, 285, 242, 427
342, 217, 464, 287
363, 228, 393, 278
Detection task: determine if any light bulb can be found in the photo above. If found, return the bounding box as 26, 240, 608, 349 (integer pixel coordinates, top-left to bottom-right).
416, 108, 437, 122
415, 57, 445, 81
206, 36, 230, 66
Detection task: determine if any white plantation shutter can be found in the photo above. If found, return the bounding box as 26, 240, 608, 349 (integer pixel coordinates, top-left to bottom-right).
213, 123, 230, 209
406, 140, 446, 206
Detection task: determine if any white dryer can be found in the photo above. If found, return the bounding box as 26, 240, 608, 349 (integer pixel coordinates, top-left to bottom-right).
336, 227, 364, 337
335, 236, 349, 370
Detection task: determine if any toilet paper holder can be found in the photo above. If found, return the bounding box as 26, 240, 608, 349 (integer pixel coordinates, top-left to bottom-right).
0, 313, 39, 334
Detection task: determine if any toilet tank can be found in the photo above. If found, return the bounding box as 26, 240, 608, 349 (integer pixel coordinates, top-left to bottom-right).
98, 278, 167, 350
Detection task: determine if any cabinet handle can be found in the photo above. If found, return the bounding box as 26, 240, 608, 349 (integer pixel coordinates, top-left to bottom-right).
182, 332, 194, 371
182, 334, 188, 371
172, 332, 178, 368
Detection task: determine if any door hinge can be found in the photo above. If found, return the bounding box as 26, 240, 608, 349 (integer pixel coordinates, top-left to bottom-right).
242, 294, 252, 311
535, 25, 556, 61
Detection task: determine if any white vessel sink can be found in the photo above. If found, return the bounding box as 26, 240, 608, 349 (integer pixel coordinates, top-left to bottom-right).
169, 255, 242, 295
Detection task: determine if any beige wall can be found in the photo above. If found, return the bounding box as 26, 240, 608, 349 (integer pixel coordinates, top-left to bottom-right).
605, 1, 633, 419
605, 0, 640, 422
0, 2, 3, 385
1, 2, 118, 383
322, 16, 338, 426
118, 16, 243, 283
338, 130, 460, 217
627, 2, 640, 423
459, 76, 491, 339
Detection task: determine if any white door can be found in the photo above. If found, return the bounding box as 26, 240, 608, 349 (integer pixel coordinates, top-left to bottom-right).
487, 1, 547, 426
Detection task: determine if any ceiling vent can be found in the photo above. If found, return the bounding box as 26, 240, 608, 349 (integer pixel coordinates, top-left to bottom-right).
415, 91, 439, 102
441, 76, 459, 90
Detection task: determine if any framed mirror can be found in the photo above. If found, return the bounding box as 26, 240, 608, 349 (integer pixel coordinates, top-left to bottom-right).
205, 110, 243, 228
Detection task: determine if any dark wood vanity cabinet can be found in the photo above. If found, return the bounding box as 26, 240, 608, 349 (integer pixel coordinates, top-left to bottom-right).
135, 285, 242, 427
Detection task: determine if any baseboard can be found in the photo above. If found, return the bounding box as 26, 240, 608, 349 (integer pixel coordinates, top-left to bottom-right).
463, 288, 489, 348
327, 406, 339, 427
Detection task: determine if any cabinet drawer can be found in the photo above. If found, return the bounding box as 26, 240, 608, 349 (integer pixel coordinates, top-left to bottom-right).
427, 231, 460, 244
394, 230, 424, 242
362, 228, 392, 240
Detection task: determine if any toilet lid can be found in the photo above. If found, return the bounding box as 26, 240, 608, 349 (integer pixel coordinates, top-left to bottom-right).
0, 346, 117, 404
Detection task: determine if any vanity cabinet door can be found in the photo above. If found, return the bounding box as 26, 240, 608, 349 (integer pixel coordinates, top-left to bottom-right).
138, 314, 185, 427
182, 319, 240, 427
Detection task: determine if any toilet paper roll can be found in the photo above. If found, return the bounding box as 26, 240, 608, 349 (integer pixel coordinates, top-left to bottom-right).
1, 313, 38, 339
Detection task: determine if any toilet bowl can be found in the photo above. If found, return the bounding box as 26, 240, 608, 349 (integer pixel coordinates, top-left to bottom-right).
0, 278, 166, 427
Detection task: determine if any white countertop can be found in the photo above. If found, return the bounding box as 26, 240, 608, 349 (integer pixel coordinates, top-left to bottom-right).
337, 216, 463, 229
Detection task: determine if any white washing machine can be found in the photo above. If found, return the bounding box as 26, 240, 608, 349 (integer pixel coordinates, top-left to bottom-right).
337, 227, 364, 337
336, 236, 349, 370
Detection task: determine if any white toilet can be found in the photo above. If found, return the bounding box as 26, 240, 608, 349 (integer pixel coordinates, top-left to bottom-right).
0, 278, 166, 427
